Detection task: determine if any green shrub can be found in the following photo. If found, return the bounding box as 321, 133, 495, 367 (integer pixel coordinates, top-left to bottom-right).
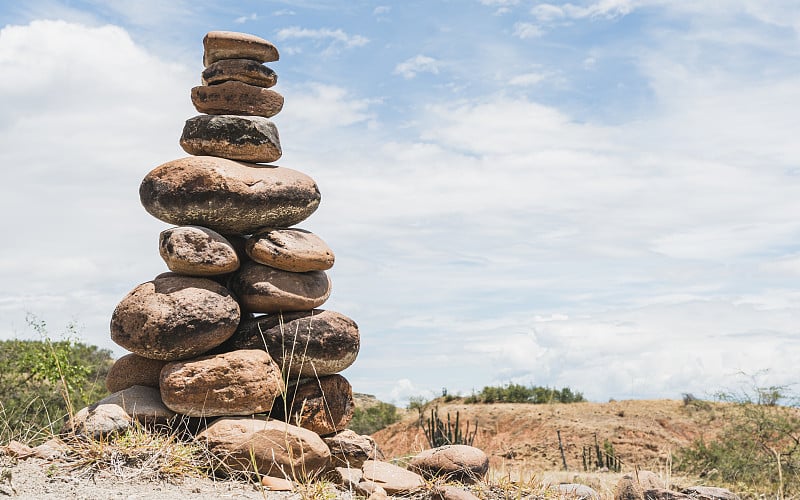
347, 402, 401, 435
0, 315, 113, 442
463, 383, 585, 404
675, 379, 800, 497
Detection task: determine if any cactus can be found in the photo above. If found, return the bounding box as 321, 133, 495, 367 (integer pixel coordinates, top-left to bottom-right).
422, 406, 477, 447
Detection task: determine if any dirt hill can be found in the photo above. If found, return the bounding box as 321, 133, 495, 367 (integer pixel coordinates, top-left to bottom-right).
372, 398, 737, 473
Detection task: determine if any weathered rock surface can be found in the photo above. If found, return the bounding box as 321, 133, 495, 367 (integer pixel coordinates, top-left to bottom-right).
246, 228, 335, 272
197, 417, 330, 478
410, 444, 489, 484
325, 430, 384, 469
111, 274, 240, 360
356, 480, 388, 499
229, 261, 331, 313
552, 483, 601, 499
140, 156, 320, 235
260, 476, 294, 491
432, 485, 481, 500
106, 353, 168, 393
361, 460, 425, 495
192, 81, 284, 117
203, 31, 279, 66
67, 403, 131, 439
682, 486, 740, 500
217, 309, 359, 376
97, 385, 176, 424
272, 374, 354, 436
160, 349, 283, 417
159, 225, 240, 276
202, 58, 278, 87
180, 114, 282, 163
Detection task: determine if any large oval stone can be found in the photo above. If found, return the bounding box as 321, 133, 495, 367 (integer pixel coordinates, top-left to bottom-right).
196, 418, 330, 479
202, 58, 277, 87
246, 228, 334, 272
216, 309, 359, 377
191, 81, 284, 117
203, 31, 279, 66
159, 225, 240, 276
110, 274, 240, 360
409, 445, 489, 484
160, 349, 284, 417
140, 156, 320, 235
106, 353, 168, 393
271, 374, 354, 436
180, 114, 282, 163
229, 261, 331, 313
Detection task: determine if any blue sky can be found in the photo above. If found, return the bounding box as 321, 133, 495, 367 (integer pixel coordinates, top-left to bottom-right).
1, 0, 799, 405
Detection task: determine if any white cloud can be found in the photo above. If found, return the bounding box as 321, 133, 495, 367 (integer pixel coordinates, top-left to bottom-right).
275, 26, 368, 55
234, 12, 258, 24
273, 9, 296, 16
373, 6, 391, 16
513, 22, 545, 39
531, 3, 566, 21
509, 72, 546, 86
393, 54, 440, 79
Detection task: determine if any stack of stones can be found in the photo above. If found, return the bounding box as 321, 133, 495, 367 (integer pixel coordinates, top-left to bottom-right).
101, 31, 365, 478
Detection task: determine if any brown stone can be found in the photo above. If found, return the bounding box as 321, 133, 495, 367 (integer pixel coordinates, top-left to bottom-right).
217, 309, 359, 376
159, 226, 239, 276
332, 466, 363, 486
272, 375, 354, 436
111, 274, 240, 360
2, 440, 34, 458
106, 354, 167, 393
196, 417, 330, 479
615, 471, 664, 500
203, 31, 279, 66
203, 58, 278, 87
432, 485, 481, 500
140, 156, 320, 235
32, 438, 68, 461
160, 349, 284, 417
261, 476, 294, 491
681, 486, 740, 500
229, 261, 331, 313
98, 385, 176, 424
180, 114, 281, 163
361, 460, 425, 495
552, 483, 600, 499
67, 404, 131, 439
643, 489, 690, 500
192, 81, 283, 117
357, 480, 388, 498
246, 228, 334, 272
410, 444, 489, 484
325, 430, 385, 469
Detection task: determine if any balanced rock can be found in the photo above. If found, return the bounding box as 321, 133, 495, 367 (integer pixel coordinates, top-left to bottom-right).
272, 374, 354, 436
202, 58, 278, 87
180, 114, 282, 163
97, 385, 176, 424
325, 429, 384, 469
192, 81, 284, 117
160, 349, 283, 417
229, 261, 331, 313
140, 156, 320, 234
203, 31, 279, 66
218, 309, 359, 376
361, 460, 425, 495
110, 274, 240, 360
410, 444, 489, 484
159, 225, 239, 276
106, 353, 168, 392
197, 417, 330, 479
247, 228, 334, 272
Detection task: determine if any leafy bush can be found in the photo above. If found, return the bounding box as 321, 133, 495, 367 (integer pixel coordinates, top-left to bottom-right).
0, 315, 113, 442
463, 383, 585, 404
675, 378, 800, 497
347, 402, 401, 435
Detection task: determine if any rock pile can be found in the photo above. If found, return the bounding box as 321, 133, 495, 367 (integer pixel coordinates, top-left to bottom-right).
97, 30, 365, 478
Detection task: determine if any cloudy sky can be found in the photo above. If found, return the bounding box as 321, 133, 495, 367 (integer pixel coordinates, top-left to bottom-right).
1, 0, 799, 405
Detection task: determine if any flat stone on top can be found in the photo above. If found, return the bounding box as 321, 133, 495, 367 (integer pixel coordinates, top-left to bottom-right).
202, 58, 278, 87
192, 81, 284, 117
203, 31, 279, 66
180, 114, 282, 163
246, 228, 335, 272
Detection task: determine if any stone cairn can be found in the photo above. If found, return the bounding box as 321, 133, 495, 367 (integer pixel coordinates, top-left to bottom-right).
97, 31, 369, 479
